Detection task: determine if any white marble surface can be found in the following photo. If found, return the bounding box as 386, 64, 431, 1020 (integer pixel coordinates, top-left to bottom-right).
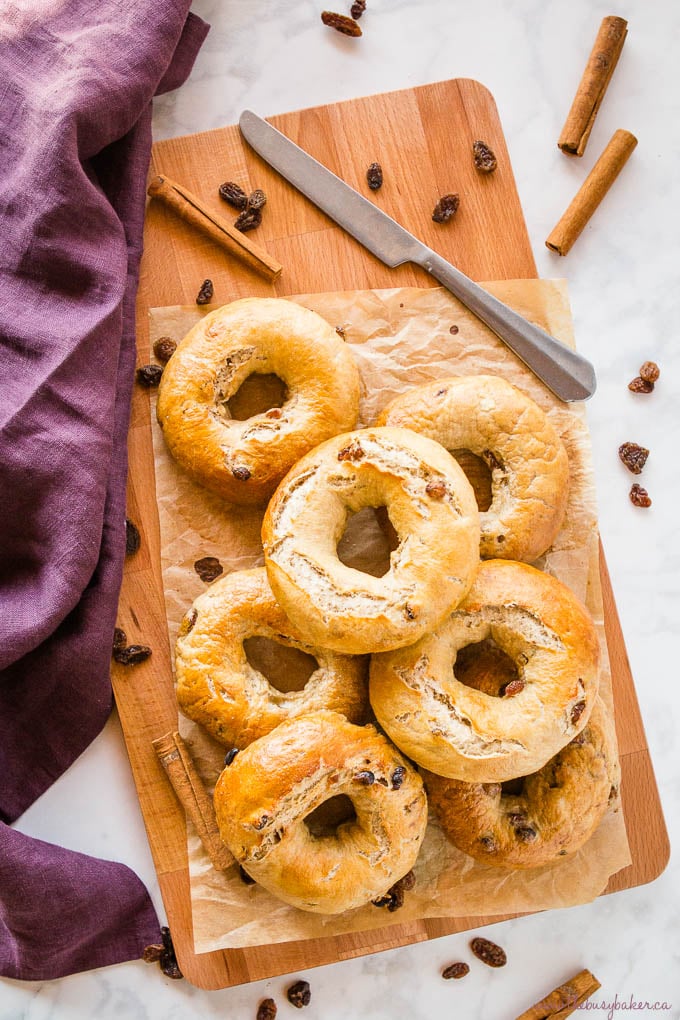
4, 0, 679, 1016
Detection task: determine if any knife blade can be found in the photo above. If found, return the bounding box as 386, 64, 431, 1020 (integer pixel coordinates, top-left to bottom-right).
239, 110, 596, 403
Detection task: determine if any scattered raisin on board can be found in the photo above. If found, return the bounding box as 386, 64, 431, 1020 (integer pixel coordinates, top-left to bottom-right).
287, 980, 311, 1009
219, 181, 248, 209
618, 441, 649, 475
470, 936, 507, 968
113, 644, 152, 666
247, 188, 267, 211
473, 140, 498, 173
628, 376, 654, 393
442, 962, 470, 980
366, 161, 383, 190
196, 279, 214, 305
256, 999, 277, 1020
194, 555, 224, 583
630, 483, 652, 508
639, 360, 660, 383
321, 11, 362, 36
234, 208, 262, 233
112, 627, 127, 654
125, 517, 141, 556
152, 336, 177, 363
351, 0, 366, 17
432, 193, 460, 223
136, 364, 163, 387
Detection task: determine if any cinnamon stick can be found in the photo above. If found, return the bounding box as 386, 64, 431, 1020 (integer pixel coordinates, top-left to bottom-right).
152, 730, 233, 872
514, 968, 601, 1020
147, 174, 282, 282
546, 128, 637, 255
558, 16, 628, 156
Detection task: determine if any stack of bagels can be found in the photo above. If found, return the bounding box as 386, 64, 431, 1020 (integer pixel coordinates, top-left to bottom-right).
157, 296, 619, 916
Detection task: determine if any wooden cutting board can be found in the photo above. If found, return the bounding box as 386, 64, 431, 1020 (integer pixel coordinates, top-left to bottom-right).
113, 78, 669, 990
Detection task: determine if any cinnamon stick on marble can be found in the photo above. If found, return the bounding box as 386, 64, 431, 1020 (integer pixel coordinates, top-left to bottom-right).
152, 730, 233, 872
514, 968, 601, 1020
147, 174, 282, 282
558, 16, 628, 156
546, 128, 637, 255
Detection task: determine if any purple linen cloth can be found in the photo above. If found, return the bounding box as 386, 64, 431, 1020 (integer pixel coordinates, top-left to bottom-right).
0, 1, 209, 979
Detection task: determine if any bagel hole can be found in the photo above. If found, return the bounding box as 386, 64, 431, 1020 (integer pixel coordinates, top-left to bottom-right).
304, 795, 357, 838
336, 506, 398, 577
243, 636, 318, 693
450, 450, 493, 512
453, 637, 520, 697
225, 373, 287, 420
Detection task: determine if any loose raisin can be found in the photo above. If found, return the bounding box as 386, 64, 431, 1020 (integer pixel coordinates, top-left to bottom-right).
257, 999, 277, 1020
113, 644, 152, 666
354, 770, 375, 785
321, 11, 362, 36
136, 364, 163, 387
234, 207, 262, 232
442, 962, 470, 980
628, 376, 654, 394
112, 627, 127, 654
125, 517, 141, 555
287, 980, 311, 1009
470, 936, 507, 968
630, 483, 652, 508
350, 0, 366, 17
247, 188, 267, 211
159, 926, 183, 979
152, 336, 177, 363
142, 943, 163, 963
219, 181, 248, 209
196, 279, 214, 305
473, 140, 498, 173
501, 678, 525, 698
194, 556, 223, 583
366, 161, 383, 190
639, 360, 660, 383
432, 193, 460, 223
618, 442, 649, 475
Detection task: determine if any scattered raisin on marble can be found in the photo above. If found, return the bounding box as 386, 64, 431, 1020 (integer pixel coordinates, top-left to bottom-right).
442, 962, 470, 980
234, 208, 262, 232
247, 188, 267, 211
113, 643, 152, 666
432, 193, 460, 223
366, 161, 383, 190
142, 943, 163, 964
125, 517, 141, 556
196, 279, 214, 305
501, 678, 525, 698
287, 980, 311, 1009
219, 181, 248, 209
257, 999, 278, 1020
321, 11, 362, 36
351, 0, 366, 17
152, 336, 177, 363
136, 364, 163, 387
473, 140, 498, 173
470, 936, 507, 968
639, 360, 660, 383
194, 555, 224, 583
630, 483, 652, 508
159, 926, 183, 979
618, 442, 649, 475
628, 376, 654, 394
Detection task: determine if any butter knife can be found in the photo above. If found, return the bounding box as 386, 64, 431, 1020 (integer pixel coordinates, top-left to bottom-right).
239, 110, 596, 402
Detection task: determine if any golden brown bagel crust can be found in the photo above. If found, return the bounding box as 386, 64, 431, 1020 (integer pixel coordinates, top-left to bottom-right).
376, 375, 569, 561
424, 697, 619, 868
261, 426, 481, 654
369, 559, 600, 782
156, 298, 361, 505
213, 710, 428, 913
175, 569, 368, 748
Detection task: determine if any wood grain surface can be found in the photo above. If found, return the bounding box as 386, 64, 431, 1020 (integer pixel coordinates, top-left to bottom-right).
112, 78, 669, 990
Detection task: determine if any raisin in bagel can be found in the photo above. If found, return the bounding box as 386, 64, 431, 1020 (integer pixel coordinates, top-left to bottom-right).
376, 375, 569, 561
156, 297, 361, 505
175, 568, 368, 748
261, 426, 481, 655
213, 710, 428, 913
424, 697, 619, 868
369, 559, 600, 782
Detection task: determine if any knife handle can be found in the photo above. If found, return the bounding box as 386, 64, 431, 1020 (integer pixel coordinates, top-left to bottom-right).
416, 250, 596, 402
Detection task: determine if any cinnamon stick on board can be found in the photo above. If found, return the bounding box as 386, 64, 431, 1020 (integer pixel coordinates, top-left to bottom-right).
546, 128, 637, 256
558, 15, 628, 156
147, 174, 282, 282
514, 968, 601, 1019
152, 730, 233, 872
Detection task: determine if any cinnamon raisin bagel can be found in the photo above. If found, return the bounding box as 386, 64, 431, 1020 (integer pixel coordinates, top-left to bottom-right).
424, 698, 619, 868
261, 426, 481, 655
369, 559, 600, 782
213, 710, 428, 913
175, 568, 368, 748
156, 298, 361, 505
376, 375, 569, 561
